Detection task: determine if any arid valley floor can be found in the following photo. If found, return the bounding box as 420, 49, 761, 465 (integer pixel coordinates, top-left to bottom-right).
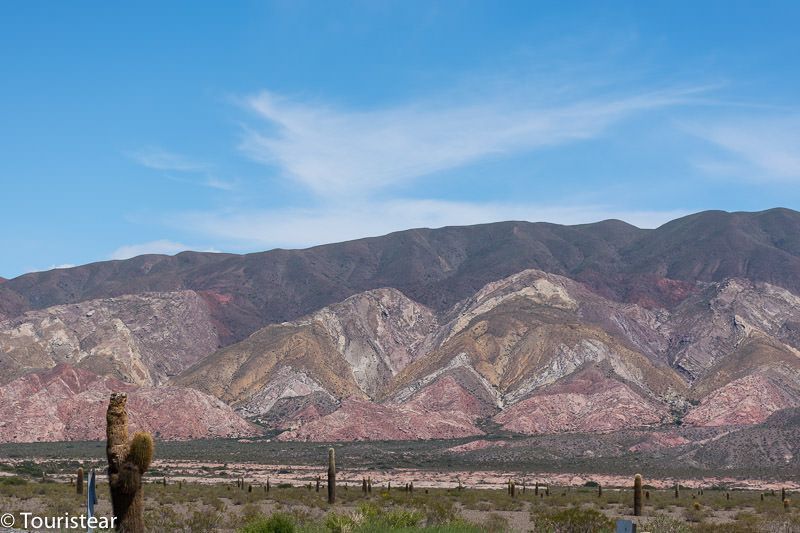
1, 437, 799, 532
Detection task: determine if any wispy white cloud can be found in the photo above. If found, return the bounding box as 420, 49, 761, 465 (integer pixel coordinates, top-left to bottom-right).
171, 200, 689, 250
203, 176, 238, 191
240, 86, 705, 196
129, 147, 238, 191
109, 240, 218, 260
688, 116, 800, 182
48, 263, 76, 270
163, 173, 238, 192
128, 147, 207, 172
147, 77, 704, 252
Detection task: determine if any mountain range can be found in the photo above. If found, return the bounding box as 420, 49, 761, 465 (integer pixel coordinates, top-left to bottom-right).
2, 208, 800, 457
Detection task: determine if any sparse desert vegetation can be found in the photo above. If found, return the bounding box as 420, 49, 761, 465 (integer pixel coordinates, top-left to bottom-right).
2, 462, 798, 532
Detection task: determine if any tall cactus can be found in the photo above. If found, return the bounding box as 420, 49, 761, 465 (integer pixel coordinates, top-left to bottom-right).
106, 392, 154, 533
674, 483, 680, 499
327, 448, 336, 504
76, 467, 84, 495
633, 474, 643, 516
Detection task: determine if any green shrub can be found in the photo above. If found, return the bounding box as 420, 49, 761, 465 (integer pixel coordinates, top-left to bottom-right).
534, 507, 614, 533
239, 512, 296, 533
383, 509, 422, 528
684, 505, 707, 523
414, 520, 484, 533
356, 502, 381, 521
144, 506, 182, 531
325, 511, 357, 533
186, 509, 223, 532
642, 514, 692, 533
425, 500, 458, 525
484, 512, 509, 531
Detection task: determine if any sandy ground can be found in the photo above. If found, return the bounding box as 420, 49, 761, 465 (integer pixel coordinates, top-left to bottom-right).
8, 456, 794, 492
148, 460, 800, 491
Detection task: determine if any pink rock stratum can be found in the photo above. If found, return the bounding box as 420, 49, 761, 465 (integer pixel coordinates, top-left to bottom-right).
0, 364, 260, 442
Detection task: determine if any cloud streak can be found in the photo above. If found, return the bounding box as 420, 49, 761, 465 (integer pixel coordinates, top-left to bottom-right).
688, 116, 800, 182
128, 147, 207, 172
171, 200, 689, 251
241, 86, 704, 196
129, 147, 238, 191
110, 240, 198, 260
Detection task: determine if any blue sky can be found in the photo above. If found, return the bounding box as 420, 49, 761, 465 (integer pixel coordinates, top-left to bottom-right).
2, 1, 800, 277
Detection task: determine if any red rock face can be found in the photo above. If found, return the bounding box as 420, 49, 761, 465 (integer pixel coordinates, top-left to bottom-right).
404, 375, 495, 421
277, 376, 488, 442
445, 439, 509, 453
0, 364, 260, 442
628, 431, 691, 452
684, 373, 800, 427
494, 368, 668, 434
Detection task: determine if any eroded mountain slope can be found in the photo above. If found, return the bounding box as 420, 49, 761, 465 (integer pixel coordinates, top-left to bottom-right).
0, 291, 220, 386
0, 364, 259, 442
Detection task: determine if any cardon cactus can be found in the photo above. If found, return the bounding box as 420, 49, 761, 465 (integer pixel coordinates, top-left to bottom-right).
327, 448, 336, 504
106, 392, 154, 533
76, 467, 84, 495
633, 474, 643, 516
